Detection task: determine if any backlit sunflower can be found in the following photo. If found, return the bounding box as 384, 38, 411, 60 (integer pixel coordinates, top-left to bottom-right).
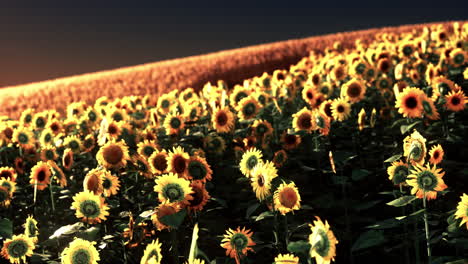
274, 253, 299, 264
239, 148, 263, 177
23, 215, 39, 243
313, 110, 331, 136
29, 161, 51, 191
220, 227, 256, 264
236, 97, 260, 121
272, 150, 287, 168
62, 148, 74, 171
140, 239, 163, 264
0, 167, 17, 182
330, 98, 351, 122
212, 107, 235, 133
387, 160, 409, 185
83, 168, 104, 196
12, 127, 35, 149
188, 181, 210, 213
163, 111, 185, 135
203, 134, 226, 155
0, 185, 12, 207
186, 156, 213, 182
137, 140, 159, 158
406, 163, 447, 200
167, 146, 189, 176
330, 64, 347, 82
281, 133, 301, 150
302, 85, 318, 106
292, 107, 314, 132
432, 76, 457, 99
428, 144, 444, 165
250, 161, 278, 201
252, 119, 273, 138
153, 172, 193, 205
445, 90, 467, 112
60, 238, 100, 264
1, 234, 35, 264
421, 95, 440, 120
63, 135, 83, 154
309, 216, 338, 264
151, 203, 181, 231
395, 87, 424, 118
148, 150, 169, 175
340, 79, 366, 103
403, 130, 427, 165
449, 48, 467, 67
71, 190, 109, 224
274, 182, 301, 215
96, 140, 130, 170
455, 193, 468, 230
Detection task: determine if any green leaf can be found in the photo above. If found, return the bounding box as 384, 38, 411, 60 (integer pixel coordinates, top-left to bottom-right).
255, 211, 274, 222
400, 121, 421, 135
246, 203, 260, 219
386, 196, 417, 207
79, 227, 100, 241
351, 169, 371, 181
49, 222, 84, 239
160, 209, 187, 228
287, 240, 311, 255
384, 154, 402, 163
351, 230, 385, 252
0, 218, 13, 239
210, 198, 227, 208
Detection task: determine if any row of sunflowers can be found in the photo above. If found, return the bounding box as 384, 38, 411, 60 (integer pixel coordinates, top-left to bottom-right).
0, 22, 467, 263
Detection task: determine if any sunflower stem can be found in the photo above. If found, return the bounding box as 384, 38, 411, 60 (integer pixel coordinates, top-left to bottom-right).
284, 214, 289, 248
171, 229, 179, 264
412, 202, 421, 264
423, 192, 432, 263
49, 176, 55, 212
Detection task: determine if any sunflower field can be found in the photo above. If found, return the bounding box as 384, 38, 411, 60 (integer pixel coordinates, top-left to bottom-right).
0, 22, 468, 264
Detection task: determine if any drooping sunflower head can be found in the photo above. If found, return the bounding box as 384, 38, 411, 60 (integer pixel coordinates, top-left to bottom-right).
309, 217, 338, 264
292, 107, 315, 132
330, 98, 351, 122
60, 238, 100, 264
252, 119, 273, 138
24, 215, 39, 243
140, 239, 163, 264
167, 146, 190, 176
148, 150, 169, 175
83, 168, 104, 196
71, 190, 109, 224
445, 90, 467, 112
387, 160, 409, 185
188, 181, 210, 213
1, 234, 35, 264
187, 156, 213, 182
29, 161, 52, 191
421, 95, 440, 121
250, 161, 277, 201
313, 110, 331, 136
274, 182, 301, 215
403, 130, 427, 165
236, 96, 260, 121
428, 144, 444, 165
395, 87, 424, 118
153, 172, 193, 205
274, 253, 299, 264
151, 203, 181, 231
62, 148, 74, 171
454, 193, 468, 230
220, 227, 256, 262
406, 163, 447, 200
240, 148, 263, 177
96, 140, 130, 170
0, 185, 12, 207
340, 79, 366, 103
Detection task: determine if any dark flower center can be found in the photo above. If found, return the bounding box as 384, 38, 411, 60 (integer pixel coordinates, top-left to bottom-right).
103, 145, 124, 165
173, 156, 186, 173
404, 96, 418, 109
216, 112, 228, 126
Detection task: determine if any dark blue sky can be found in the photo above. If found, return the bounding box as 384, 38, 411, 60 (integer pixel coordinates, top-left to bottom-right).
0, 2, 466, 87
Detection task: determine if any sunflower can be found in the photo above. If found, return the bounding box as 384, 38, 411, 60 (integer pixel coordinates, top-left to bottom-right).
399, 40, 415, 58
83, 168, 104, 196
211, 107, 235, 133
403, 130, 427, 165
101, 170, 120, 197
445, 90, 467, 112
281, 132, 301, 150
148, 150, 169, 175
387, 160, 409, 185
396, 87, 425, 118
32, 112, 48, 130
427, 144, 444, 165
140, 239, 163, 264
163, 111, 185, 135
272, 150, 287, 168
239, 148, 263, 177
377, 57, 392, 73
406, 163, 447, 200
421, 95, 440, 120
40, 146, 58, 162
432, 76, 457, 98
106, 106, 128, 122
151, 203, 181, 231
39, 128, 55, 147
13, 158, 24, 175
220, 227, 256, 264
153, 172, 193, 205
330, 98, 351, 122
309, 217, 338, 264
105, 120, 123, 139
1, 234, 35, 264
12, 127, 35, 149
0, 167, 17, 182
302, 85, 318, 106
67, 101, 87, 118
252, 119, 273, 138
71, 190, 109, 224
132, 154, 153, 179
47, 160, 67, 187
188, 181, 210, 213
292, 107, 314, 132
137, 140, 159, 158
29, 161, 51, 191
0, 185, 12, 207
274, 182, 301, 215
274, 253, 299, 264
23, 215, 39, 243
340, 79, 366, 103
60, 238, 100, 264
62, 148, 74, 171
250, 161, 278, 201
47, 119, 63, 135
313, 110, 331, 136
186, 156, 213, 182
123, 214, 152, 248
330, 64, 347, 82
455, 193, 468, 230
449, 48, 467, 67
236, 97, 260, 121
96, 140, 130, 170
229, 86, 252, 107
167, 146, 189, 176
203, 134, 226, 155
63, 135, 83, 154
82, 134, 96, 153
19, 108, 35, 127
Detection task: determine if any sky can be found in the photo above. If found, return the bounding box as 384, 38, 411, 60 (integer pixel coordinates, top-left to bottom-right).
0, 2, 467, 87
